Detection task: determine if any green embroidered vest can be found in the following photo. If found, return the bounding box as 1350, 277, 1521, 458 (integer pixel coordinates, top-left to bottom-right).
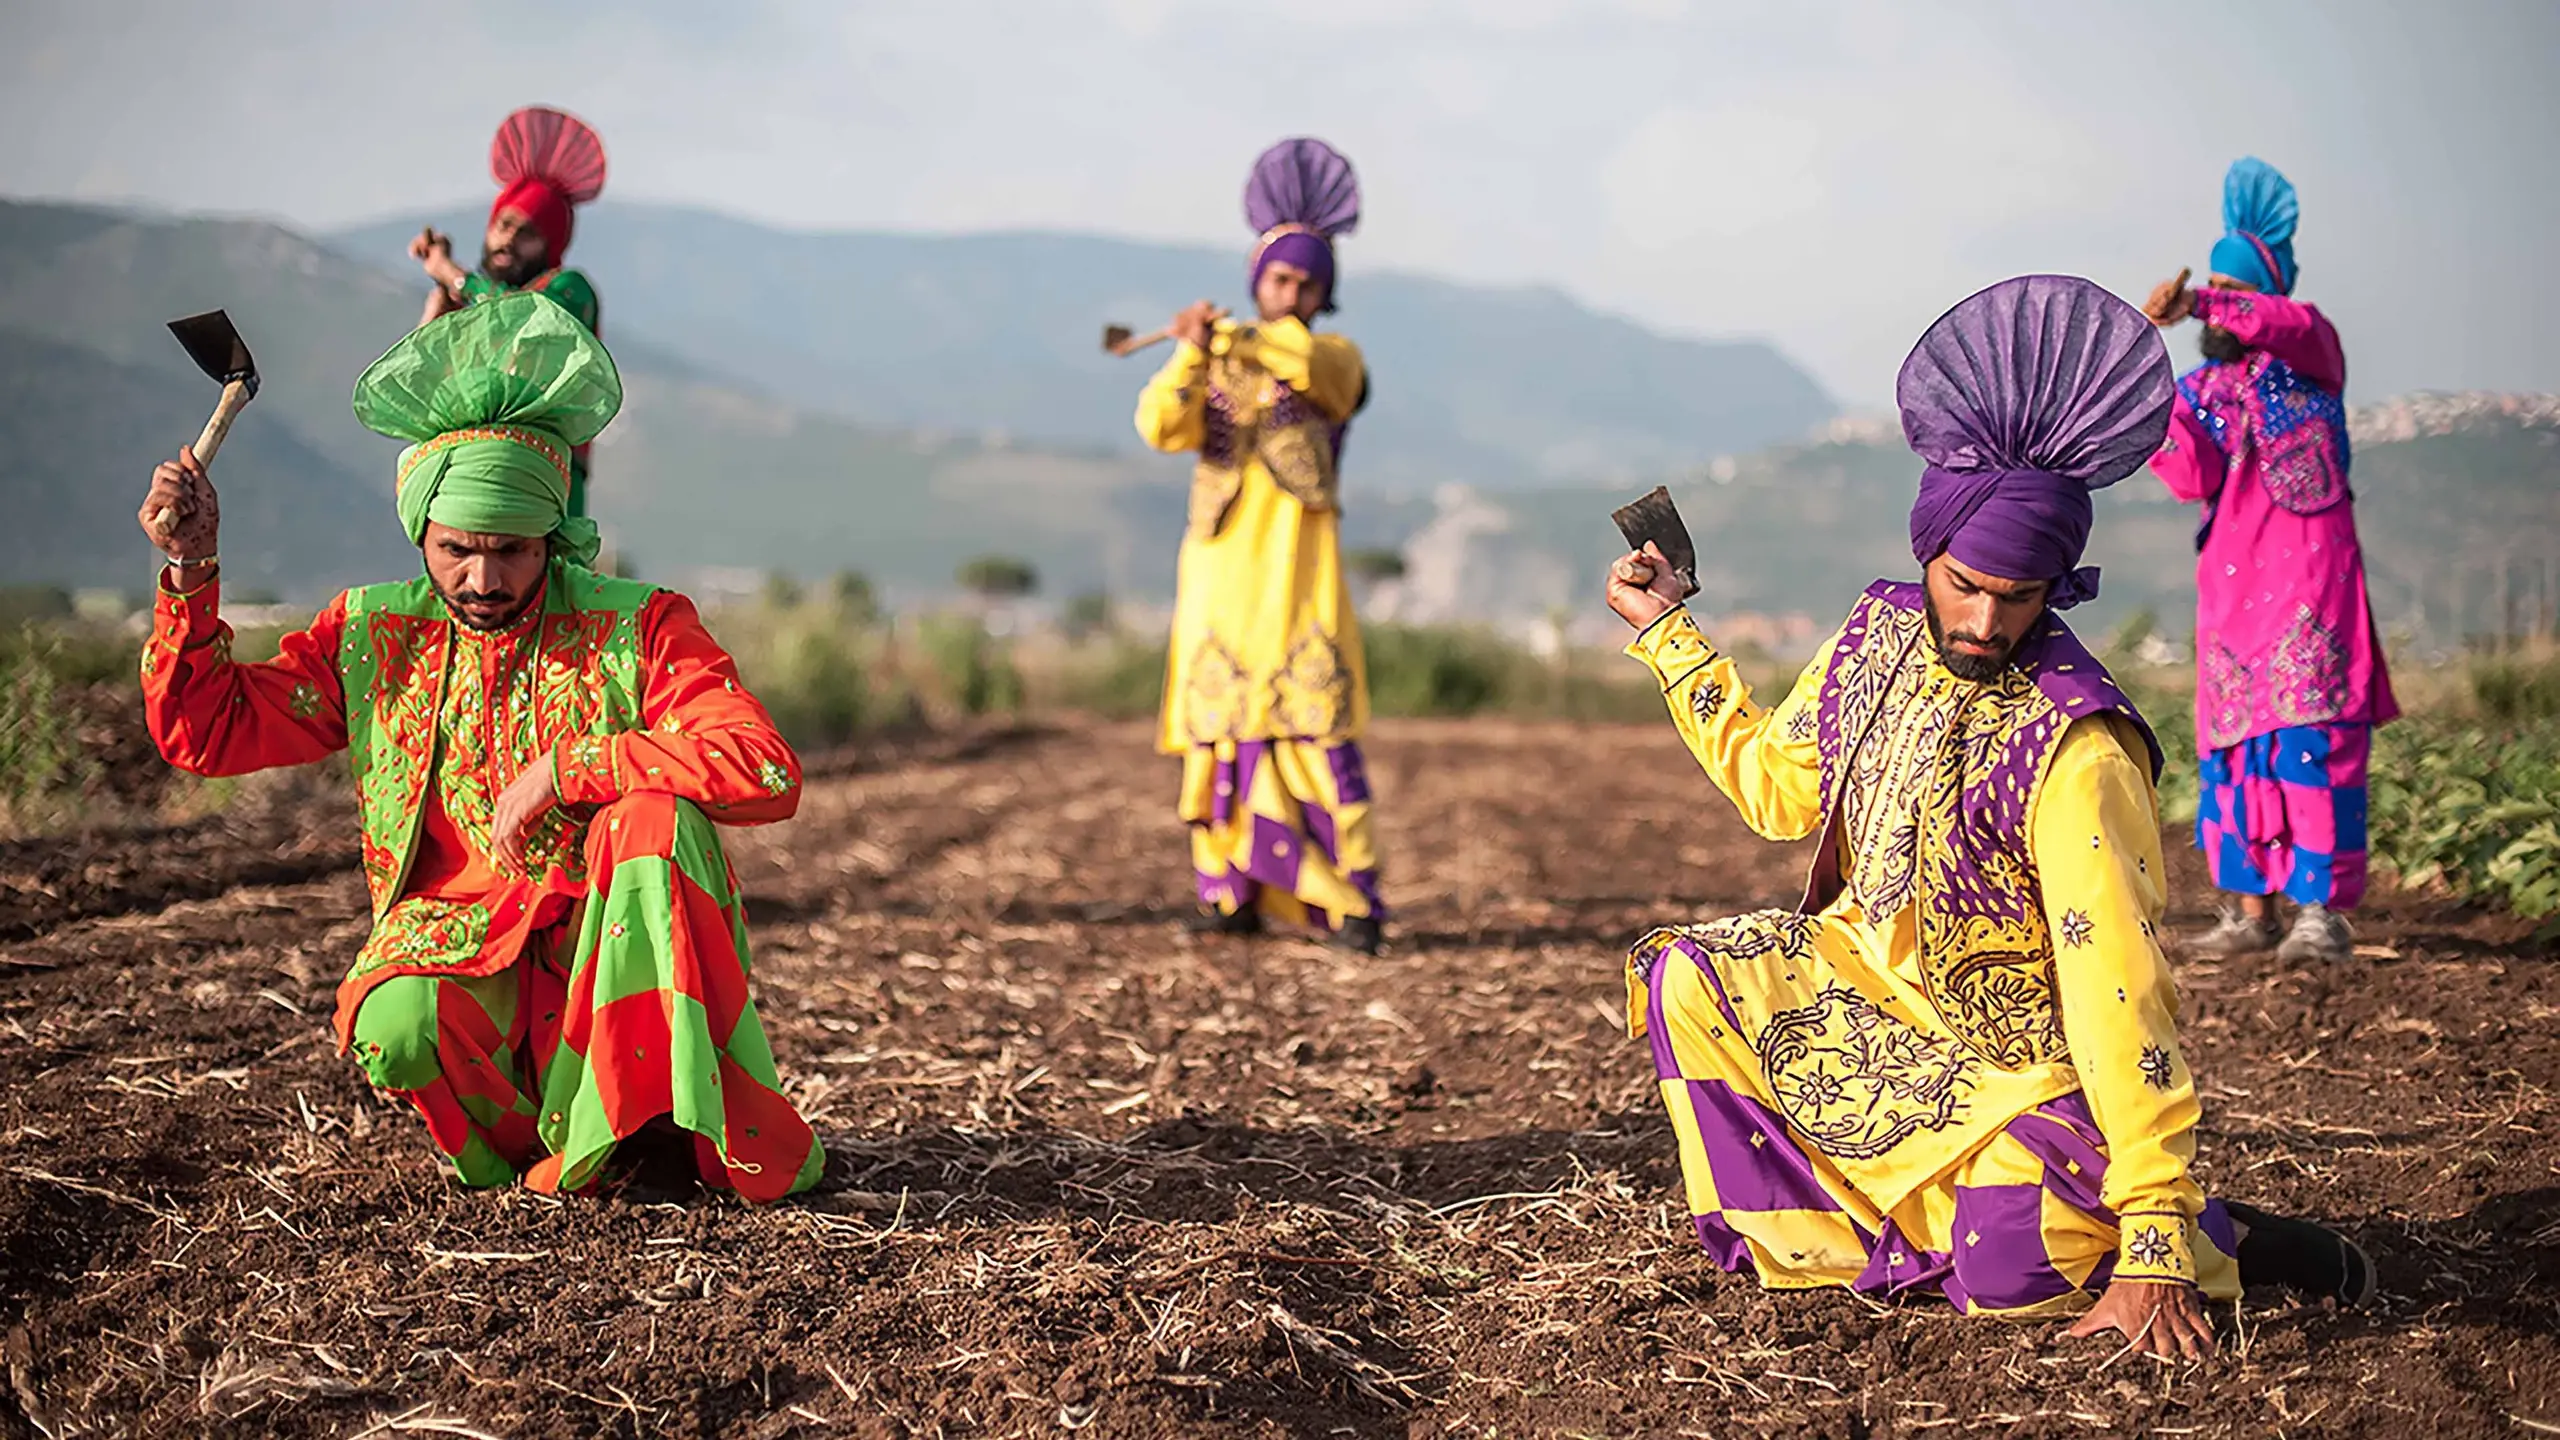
337, 562, 654, 918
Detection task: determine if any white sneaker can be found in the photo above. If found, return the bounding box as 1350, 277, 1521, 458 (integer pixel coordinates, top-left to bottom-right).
2276, 903, 2354, 964
2184, 908, 2282, 957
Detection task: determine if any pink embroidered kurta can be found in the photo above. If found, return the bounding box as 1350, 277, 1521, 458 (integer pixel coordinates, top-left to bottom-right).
2147, 288, 2396, 751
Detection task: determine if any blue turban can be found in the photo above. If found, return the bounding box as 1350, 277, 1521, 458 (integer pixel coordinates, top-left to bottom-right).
2209, 157, 2300, 295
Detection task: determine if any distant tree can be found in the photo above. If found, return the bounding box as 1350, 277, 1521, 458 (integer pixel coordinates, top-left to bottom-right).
957, 555, 1038, 601
228, 586, 284, 606
0, 587, 73, 628
762, 570, 804, 610
830, 570, 880, 626
1343, 548, 1408, 585
1062, 591, 1113, 640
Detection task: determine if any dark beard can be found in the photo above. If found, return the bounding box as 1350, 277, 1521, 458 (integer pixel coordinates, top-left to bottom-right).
2199, 325, 2247, 364
480, 242, 545, 288
434, 579, 539, 632
1925, 601, 2014, 683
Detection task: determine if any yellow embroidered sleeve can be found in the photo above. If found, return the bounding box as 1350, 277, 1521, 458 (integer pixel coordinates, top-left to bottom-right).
2031, 713, 2207, 1286
1134, 340, 1212, 453
1226, 317, 1365, 422
1623, 608, 1829, 842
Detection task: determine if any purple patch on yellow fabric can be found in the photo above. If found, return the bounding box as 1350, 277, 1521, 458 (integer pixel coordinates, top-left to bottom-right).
1688, 1078, 1841, 1215
1949, 1182, 2074, 1311
1328, 742, 1371, 805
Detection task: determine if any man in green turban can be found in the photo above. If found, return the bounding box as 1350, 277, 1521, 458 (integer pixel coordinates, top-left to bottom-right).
137, 293, 821, 1201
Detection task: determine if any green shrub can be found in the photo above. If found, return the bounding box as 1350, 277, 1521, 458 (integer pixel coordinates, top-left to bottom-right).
0, 628, 101, 823
1055, 638, 1166, 720
1364, 624, 1512, 717
917, 615, 1024, 717
714, 604, 874, 750
2470, 651, 2560, 724
2368, 717, 2560, 920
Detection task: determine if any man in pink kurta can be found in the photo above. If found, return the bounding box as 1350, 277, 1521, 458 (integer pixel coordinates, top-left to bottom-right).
2144, 157, 2396, 963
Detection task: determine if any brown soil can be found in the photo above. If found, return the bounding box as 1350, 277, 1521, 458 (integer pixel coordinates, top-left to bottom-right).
0, 718, 2552, 1438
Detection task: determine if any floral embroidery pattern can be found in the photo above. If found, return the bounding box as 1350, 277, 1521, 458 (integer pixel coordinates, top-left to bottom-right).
2138, 1043, 2176, 1091
1180, 638, 1251, 745
2270, 605, 2348, 725
2058, 910, 2094, 948
756, 759, 793, 798
2201, 641, 2254, 750
348, 896, 492, 981
560, 734, 613, 796
2125, 1224, 2175, 1269
289, 682, 324, 719
1267, 625, 1352, 739
1689, 679, 1728, 726
1757, 982, 1980, 1161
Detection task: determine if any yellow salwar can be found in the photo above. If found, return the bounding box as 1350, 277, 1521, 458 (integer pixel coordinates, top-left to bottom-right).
1139, 318, 1382, 927
1624, 605, 2240, 1313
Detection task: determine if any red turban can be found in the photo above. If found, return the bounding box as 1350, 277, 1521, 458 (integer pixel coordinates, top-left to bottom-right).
492, 177, 575, 260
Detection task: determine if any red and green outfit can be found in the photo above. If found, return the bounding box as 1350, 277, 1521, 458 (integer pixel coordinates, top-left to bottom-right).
142, 565, 820, 1200
143, 291, 817, 1201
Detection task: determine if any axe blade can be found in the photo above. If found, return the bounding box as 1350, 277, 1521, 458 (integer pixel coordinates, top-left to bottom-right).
167, 310, 259, 398
1611, 485, 1700, 599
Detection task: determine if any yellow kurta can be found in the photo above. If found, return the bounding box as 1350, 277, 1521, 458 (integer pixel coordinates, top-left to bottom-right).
1137, 317, 1381, 927
1623, 607, 2237, 1312
1139, 317, 1369, 751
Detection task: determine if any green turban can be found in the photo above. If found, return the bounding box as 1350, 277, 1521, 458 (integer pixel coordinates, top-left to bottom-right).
351, 292, 622, 565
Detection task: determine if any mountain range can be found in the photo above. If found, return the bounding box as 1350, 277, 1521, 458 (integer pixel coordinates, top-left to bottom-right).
332, 201, 1837, 491
3, 196, 2556, 654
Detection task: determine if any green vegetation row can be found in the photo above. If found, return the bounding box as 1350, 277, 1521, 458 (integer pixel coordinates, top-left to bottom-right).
9, 582, 2559, 927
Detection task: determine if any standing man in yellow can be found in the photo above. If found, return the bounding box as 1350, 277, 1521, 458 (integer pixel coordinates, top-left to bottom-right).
1136, 138, 1382, 954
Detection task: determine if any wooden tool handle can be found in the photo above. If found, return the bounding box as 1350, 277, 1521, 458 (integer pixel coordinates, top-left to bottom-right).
148, 378, 251, 538
1106, 316, 1241, 359
193, 378, 252, 467
1108, 325, 1175, 358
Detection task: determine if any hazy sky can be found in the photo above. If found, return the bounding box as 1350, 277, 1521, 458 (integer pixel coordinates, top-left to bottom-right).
5, 0, 2554, 407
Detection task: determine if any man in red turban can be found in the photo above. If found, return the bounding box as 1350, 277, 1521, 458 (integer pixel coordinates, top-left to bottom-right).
407, 106, 609, 516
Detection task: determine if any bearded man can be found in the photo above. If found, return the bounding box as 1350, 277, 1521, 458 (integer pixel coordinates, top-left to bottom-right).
2144, 157, 2396, 963
139, 293, 819, 1201
1137, 138, 1384, 953
1606, 275, 2371, 1356
409, 106, 609, 516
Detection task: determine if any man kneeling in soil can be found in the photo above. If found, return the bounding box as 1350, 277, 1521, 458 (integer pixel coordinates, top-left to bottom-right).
137, 294, 820, 1201
1606, 276, 2370, 1355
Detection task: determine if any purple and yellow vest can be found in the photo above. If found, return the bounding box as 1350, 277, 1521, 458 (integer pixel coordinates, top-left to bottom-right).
336, 563, 654, 917
1804, 582, 2160, 1071
1188, 342, 1351, 539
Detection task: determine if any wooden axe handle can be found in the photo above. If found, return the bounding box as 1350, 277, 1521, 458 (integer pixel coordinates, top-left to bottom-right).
148, 378, 252, 539
194, 378, 253, 467
1108, 325, 1176, 358
1109, 315, 1246, 359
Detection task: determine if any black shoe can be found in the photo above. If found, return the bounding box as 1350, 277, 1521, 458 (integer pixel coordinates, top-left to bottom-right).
1186, 907, 1262, 936
2225, 1200, 2378, 1308
1329, 916, 1384, 956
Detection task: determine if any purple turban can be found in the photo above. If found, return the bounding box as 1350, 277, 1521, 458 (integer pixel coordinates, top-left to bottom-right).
1898, 275, 2175, 608
1245, 137, 1360, 312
